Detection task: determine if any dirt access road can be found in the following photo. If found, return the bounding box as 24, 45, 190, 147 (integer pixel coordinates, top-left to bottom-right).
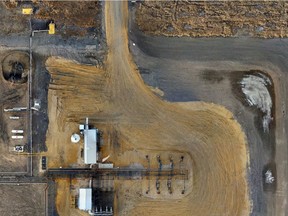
106, 2, 250, 215
46, 1, 249, 216
129, 13, 288, 215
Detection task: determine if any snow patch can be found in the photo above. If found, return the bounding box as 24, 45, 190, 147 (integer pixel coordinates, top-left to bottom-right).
240, 73, 272, 132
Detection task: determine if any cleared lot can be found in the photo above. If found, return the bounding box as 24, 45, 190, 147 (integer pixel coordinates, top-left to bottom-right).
0, 183, 46, 216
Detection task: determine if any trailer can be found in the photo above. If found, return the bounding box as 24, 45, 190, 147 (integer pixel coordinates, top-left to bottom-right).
11, 136, 24, 139
12, 130, 24, 134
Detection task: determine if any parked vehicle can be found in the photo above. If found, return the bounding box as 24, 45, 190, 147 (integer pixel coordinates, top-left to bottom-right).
13, 145, 24, 152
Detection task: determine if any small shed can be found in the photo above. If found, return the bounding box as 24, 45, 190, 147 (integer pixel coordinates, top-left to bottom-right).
48, 23, 55, 35
22, 8, 33, 15
98, 163, 114, 169
78, 188, 92, 211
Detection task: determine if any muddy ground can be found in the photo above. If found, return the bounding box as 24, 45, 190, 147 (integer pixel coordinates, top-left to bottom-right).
136, 1, 288, 38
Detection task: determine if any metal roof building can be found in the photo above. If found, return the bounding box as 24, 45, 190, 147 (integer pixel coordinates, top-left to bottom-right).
22, 8, 33, 15
82, 118, 98, 164
84, 128, 98, 164
78, 188, 92, 211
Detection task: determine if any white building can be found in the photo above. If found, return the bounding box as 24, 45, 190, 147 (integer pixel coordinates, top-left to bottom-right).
78, 188, 92, 211
81, 118, 98, 164
84, 128, 98, 164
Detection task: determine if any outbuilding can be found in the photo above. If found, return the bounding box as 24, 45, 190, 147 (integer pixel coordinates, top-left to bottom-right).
84, 128, 98, 164
80, 118, 98, 164
78, 188, 92, 211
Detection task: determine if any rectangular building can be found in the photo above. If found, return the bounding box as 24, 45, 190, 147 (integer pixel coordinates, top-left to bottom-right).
78, 188, 92, 211
84, 128, 98, 164
48, 23, 55, 34
22, 8, 33, 15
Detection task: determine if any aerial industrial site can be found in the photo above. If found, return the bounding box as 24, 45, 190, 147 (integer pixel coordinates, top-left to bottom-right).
0, 1, 287, 216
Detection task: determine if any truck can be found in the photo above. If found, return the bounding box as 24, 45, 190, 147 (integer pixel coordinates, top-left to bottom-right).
13, 145, 24, 153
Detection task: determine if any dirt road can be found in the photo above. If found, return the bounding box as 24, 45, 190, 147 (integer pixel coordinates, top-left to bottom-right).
129, 11, 288, 215
105, 2, 249, 215
45, 1, 250, 215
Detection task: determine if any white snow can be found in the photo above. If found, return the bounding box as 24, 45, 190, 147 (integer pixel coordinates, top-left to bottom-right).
240, 73, 272, 132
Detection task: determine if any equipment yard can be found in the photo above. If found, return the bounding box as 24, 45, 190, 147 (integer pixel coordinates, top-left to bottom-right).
0, 1, 287, 216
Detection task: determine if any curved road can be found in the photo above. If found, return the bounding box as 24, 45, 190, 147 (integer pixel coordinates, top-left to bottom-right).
129, 4, 288, 216
104, 1, 250, 216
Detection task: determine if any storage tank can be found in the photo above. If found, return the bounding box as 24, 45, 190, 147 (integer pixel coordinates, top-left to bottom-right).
71, 133, 80, 143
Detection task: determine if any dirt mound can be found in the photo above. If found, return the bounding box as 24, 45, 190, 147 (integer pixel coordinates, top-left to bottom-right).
2, 51, 29, 84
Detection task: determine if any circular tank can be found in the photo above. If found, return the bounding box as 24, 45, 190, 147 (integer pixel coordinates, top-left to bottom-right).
71, 133, 80, 143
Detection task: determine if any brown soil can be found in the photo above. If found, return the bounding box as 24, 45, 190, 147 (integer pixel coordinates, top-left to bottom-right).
35, 1, 100, 28
0, 2, 30, 35
55, 178, 92, 216
45, 57, 106, 169
1, 1, 101, 37
136, 1, 287, 38
34, 1, 101, 37
0, 51, 29, 172
46, 1, 250, 216
55, 178, 70, 216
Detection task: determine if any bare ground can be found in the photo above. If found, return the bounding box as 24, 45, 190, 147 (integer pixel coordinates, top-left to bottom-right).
0, 51, 29, 173
128, 21, 288, 215
45, 1, 250, 216
34, 1, 102, 37
55, 178, 90, 216
1, 1, 102, 38
0, 183, 46, 216
136, 1, 288, 38
0, 2, 30, 36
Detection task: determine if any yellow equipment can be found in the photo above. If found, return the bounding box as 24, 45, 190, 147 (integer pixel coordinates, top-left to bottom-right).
22, 8, 33, 15
48, 23, 55, 35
